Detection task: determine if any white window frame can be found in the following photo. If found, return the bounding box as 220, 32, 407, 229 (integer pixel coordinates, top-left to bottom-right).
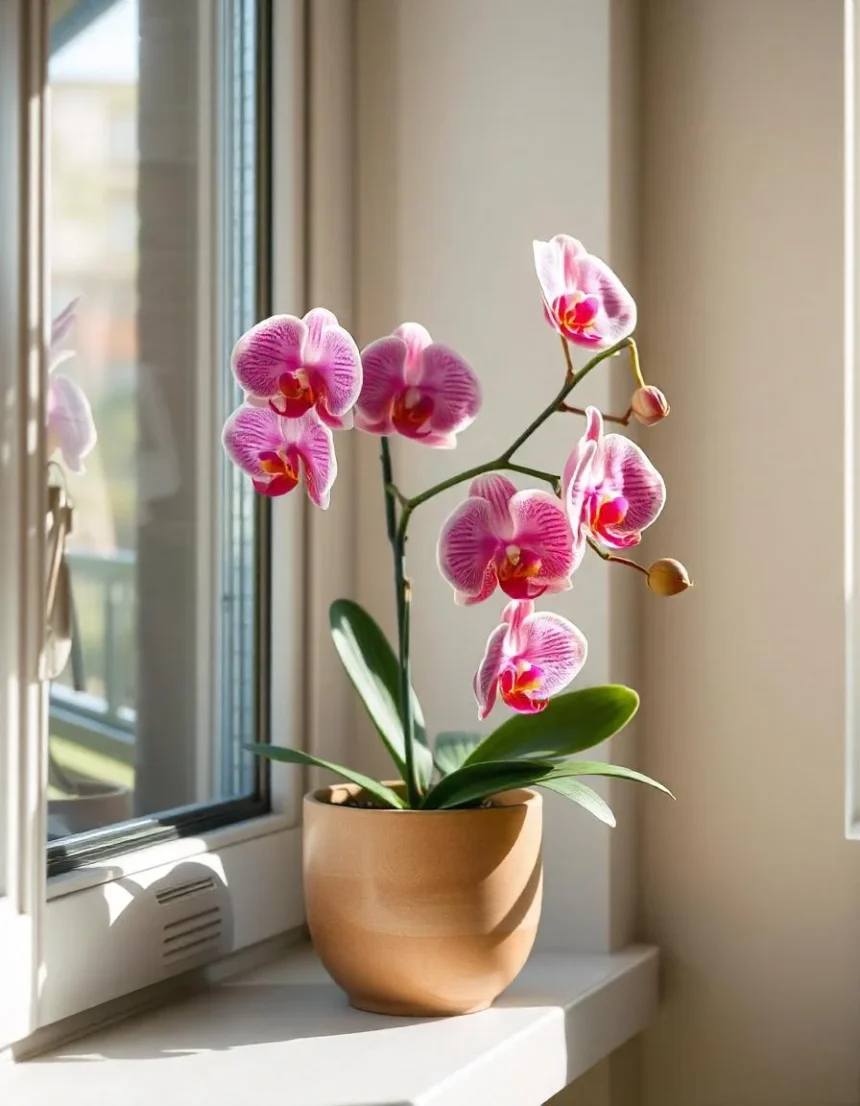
846, 0, 860, 839
2, 0, 314, 1049
0, 0, 49, 1051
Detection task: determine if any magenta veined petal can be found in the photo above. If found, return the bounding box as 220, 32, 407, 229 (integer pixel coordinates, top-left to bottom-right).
507, 490, 576, 587
47, 374, 97, 473
306, 316, 362, 420
473, 598, 587, 719
437, 477, 577, 604
413, 344, 481, 438
231, 314, 306, 398
515, 608, 587, 698
437, 496, 499, 599
600, 433, 666, 539
533, 235, 637, 350
291, 409, 338, 508
231, 309, 361, 428
222, 404, 337, 508
473, 622, 509, 720
356, 336, 407, 433
357, 323, 481, 448
563, 404, 665, 551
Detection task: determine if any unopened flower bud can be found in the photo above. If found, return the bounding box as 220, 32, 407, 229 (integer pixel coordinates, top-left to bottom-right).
631, 385, 670, 427
647, 558, 692, 597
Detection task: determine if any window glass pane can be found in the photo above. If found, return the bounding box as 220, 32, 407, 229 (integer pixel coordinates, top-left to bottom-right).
46, 0, 265, 844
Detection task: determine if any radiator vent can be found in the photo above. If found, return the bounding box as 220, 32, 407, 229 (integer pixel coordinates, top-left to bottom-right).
162, 905, 223, 964
155, 876, 217, 905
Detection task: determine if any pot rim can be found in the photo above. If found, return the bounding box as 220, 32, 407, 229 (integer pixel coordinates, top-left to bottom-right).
304, 781, 541, 813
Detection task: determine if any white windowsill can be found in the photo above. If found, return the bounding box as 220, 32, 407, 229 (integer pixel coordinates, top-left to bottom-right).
0, 942, 658, 1106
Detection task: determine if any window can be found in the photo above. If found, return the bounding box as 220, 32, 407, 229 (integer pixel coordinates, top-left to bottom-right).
1, 0, 307, 1047
46, 0, 269, 866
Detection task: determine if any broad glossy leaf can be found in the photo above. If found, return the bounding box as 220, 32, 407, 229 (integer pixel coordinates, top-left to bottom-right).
464, 686, 639, 766
329, 599, 433, 790
421, 759, 553, 809
433, 731, 482, 777
562, 760, 674, 798
244, 743, 405, 809
538, 776, 616, 826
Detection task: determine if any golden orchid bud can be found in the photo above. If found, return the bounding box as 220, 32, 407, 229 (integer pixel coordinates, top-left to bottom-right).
631, 385, 670, 427
647, 558, 692, 597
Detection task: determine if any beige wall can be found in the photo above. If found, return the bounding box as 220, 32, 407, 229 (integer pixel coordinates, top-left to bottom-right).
348, 0, 860, 1103
638, 1, 860, 1104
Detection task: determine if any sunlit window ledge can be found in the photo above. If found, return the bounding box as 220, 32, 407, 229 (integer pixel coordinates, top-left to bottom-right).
0, 942, 657, 1106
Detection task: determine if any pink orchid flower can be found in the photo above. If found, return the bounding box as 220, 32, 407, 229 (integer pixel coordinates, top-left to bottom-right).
533, 235, 636, 350
48, 299, 97, 474
231, 308, 361, 429
356, 323, 481, 448
437, 474, 577, 605
564, 406, 665, 561
222, 404, 337, 508
474, 599, 587, 719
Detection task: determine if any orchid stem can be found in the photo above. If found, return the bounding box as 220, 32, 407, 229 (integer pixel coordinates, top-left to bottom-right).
560, 334, 575, 380
401, 336, 632, 516
587, 536, 649, 577
559, 403, 633, 426
380, 437, 420, 807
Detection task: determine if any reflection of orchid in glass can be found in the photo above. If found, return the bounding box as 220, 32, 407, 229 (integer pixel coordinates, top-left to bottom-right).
48, 299, 97, 473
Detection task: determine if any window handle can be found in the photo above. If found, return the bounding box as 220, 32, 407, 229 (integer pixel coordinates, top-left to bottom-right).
45, 478, 74, 681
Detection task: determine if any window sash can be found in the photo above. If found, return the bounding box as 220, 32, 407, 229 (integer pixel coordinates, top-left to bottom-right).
44, 0, 273, 871
0, 0, 50, 1048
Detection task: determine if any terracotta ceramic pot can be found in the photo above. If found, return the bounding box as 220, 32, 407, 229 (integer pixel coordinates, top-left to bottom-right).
303, 782, 542, 1016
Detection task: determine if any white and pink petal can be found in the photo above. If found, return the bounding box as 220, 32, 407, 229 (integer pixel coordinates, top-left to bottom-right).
357, 336, 407, 429
287, 410, 338, 509
508, 490, 576, 584
222, 404, 285, 478
47, 375, 97, 473
416, 344, 481, 437
437, 497, 499, 599
473, 622, 509, 720
517, 610, 587, 697
231, 314, 306, 399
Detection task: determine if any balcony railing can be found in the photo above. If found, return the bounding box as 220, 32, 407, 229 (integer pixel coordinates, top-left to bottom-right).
49, 548, 136, 767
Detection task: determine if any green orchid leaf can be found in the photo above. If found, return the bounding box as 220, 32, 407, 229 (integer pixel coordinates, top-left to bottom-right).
421, 759, 552, 809
537, 777, 616, 826
421, 756, 668, 824
329, 599, 433, 791
244, 743, 405, 809
433, 731, 482, 777
561, 760, 674, 798
464, 686, 640, 766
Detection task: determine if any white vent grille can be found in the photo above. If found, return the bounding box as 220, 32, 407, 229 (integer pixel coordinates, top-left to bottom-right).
162, 905, 223, 964
155, 876, 217, 905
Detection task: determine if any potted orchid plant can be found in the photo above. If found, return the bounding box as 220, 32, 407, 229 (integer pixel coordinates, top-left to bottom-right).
223, 234, 691, 1017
